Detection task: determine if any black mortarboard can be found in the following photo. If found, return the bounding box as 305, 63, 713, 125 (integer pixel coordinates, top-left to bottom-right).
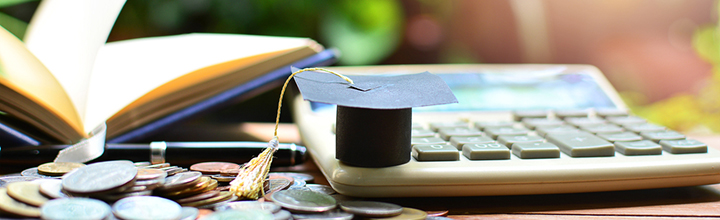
292, 67, 458, 167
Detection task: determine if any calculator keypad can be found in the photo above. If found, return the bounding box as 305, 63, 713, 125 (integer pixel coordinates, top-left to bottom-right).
409, 110, 708, 162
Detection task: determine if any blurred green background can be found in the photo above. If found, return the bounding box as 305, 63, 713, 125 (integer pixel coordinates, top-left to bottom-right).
2, 0, 719, 135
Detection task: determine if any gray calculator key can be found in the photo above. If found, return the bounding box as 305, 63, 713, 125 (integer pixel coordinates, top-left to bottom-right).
554, 109, 589, 119
411, 137, 446, 146
462, 143, 510, 160
438, 127, 483, 141
595, 108, 629, 118
535, 125, 581, 137
624, 123, 666, 133
429, 122, 468, 131
411, 128, 436, 138
512, 142, 561, 159
484, 127, 530, 139
596, 132, 643, 143
546, 132, 615, 157
522, 118, 565, 130
474, 121, 514, 131
449, 136, 494, 150
660, 139, 707, 154
606, 116, 647, 125
579, 124, 624, 134
497, 135, 544, 148
513, 110, 548, 121
640, 131, 685, 143
413, 144, 460, 161
614, 140, 662, 155
564, 117, 607, 127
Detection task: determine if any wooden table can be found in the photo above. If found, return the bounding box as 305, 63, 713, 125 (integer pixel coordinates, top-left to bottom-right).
271, 130, 720, 220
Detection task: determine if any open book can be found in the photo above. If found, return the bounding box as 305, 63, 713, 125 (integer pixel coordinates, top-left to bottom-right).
0, 0, 332, 146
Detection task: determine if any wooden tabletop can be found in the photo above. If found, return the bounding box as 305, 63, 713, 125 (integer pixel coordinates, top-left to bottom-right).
270, 129, 720, 220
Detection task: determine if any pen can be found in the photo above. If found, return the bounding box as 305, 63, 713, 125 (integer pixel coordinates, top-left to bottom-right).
0, 141, 306, 168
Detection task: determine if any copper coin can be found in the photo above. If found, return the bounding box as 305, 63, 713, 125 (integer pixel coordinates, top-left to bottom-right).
196, 208, 214, 219
136, 168, 167, 180
190, 162, 241, 175
175, 191, 220, 204
220, 168, 240, 177
426, 210, 450, 217
214, 185, 231, 191
162, 176, 212, 197
38, 162, 86, 176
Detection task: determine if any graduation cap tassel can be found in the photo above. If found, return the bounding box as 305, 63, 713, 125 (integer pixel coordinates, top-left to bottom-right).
230, 67, 353, 199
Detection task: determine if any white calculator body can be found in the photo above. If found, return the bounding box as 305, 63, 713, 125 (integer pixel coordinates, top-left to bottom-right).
292, 64, 720, 197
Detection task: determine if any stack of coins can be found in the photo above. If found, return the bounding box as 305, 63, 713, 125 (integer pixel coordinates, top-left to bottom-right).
61, 160, 140, 202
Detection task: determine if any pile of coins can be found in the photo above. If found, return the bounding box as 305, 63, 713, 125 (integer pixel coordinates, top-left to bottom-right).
0, 160, 452, 219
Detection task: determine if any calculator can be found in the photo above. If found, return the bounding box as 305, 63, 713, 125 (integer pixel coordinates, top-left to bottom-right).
292, 64, 720, 197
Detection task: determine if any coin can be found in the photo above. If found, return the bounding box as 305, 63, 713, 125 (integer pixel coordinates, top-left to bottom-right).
190, 162, 241, 175
21, 167, 53, 178
203, 210, 274, 220
165, 177, 217, 198
38, 162, 86, 176
6, 181, 49, 206
112, 196, 182, 220
270, 172, 314, 183
136, 168, 167, 180
306, 184, 336, 195
156, 171, 202, 191
215, 201, 281, 213
134, 161, 152, 167
180, 206, 199, 220
37, 179, 67, 199
181, 191, 233, 208
211, 174, 235, 183
40, 197, 111, 220
197, 195, 238, 210
0, 188, 41, 217
0, 176, 40, 187
367, 207, 427, 220
271, 189, 337, 212
175, 191, 220, 204
267, 175, 293, 193
339, 201, 403, 217
220, 168, 240, 176
274, 209, 292, 220
426, 217, 455, 220
62, 160, 137, 194
426, 210, 450, 217
146, 162, 171, 169
292, 209, 354, 220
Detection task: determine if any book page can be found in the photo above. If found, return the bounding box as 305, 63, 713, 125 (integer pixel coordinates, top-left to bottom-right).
0, 26, 83, 141
23, 0, 126, 126
84, 33, 318, 133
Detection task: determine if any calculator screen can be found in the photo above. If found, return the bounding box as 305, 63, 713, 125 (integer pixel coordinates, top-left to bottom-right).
310, 72, 617, 112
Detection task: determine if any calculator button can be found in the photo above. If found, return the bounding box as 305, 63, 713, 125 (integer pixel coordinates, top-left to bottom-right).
411, 128, 436, 138
606, 116, 647, 125
474, 121, 514, 131
413, 144, 460, 161
596, 132, 643, 143
522, 118, 565, 130
564, 117, 607, 127
579, 124, 624, 134
429, 122, 468, 132
411, 137, 446, 146
595, 108, 629, 118
614, 140, 662, 156
497, 135, 544, 148
640, 131, 685, 143
535, 125, 581, 137
512, 142, 561, 159
623, 123, 666, 133
660, 139, 707, 154
484, 127, 530, 139
546, 132, 615, 157
449, 136, 494, 150
513, 110, 548, 121
437, 127, 484, 141
554, 109, 589, 119
462, 143, 511, 160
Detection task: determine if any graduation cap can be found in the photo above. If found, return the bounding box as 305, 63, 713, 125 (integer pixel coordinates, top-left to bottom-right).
293, 67, 458, 167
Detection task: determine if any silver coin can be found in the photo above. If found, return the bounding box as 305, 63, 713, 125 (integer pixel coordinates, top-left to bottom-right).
426, 217, 455, 220
203, 210, 274, 220
41, 198, 111, 220
215, 201, 280, 213
273, 209, 292, 220
292, 209, 354, 220
157, 171, 202, 191
37, 179, 68, 199
112, 196, 182, 220
338, 201, 403, 217
134, 161, 151, 167
292, 179, 307, 188
62, 160, 137, 194
305, 184, 336, 195
0, 176, 40, 187
21, 167, 53, 178
271, 189, 337, 213
272, 172, 314, 183
180, 207, 199, 220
